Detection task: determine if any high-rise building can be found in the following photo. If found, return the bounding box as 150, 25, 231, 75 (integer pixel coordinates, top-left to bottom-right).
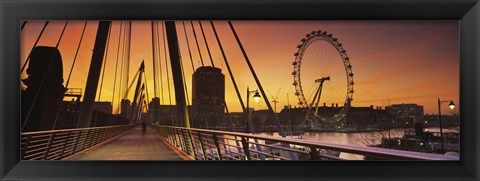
191, 66, 225, 128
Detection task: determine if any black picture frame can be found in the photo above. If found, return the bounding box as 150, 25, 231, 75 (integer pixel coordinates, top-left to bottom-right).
1, 0, 479, 180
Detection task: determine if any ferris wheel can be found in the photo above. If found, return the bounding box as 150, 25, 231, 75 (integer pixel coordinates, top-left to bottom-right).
291, 30, 354, 127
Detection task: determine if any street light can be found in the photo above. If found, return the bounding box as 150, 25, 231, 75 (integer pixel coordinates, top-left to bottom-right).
253, 91, 261, 103
246, 87, 261, 133
448, 100, 456, 110
437, 98, 455, 152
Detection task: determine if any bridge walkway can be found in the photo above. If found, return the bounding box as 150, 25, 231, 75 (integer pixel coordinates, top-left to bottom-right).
74, 126, 184, 160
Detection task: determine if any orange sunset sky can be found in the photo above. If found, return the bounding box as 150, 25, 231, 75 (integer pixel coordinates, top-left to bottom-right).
20, 21, 459, 114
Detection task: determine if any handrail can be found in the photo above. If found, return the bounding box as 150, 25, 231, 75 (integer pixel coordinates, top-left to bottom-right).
150, 125, 459, 161
65, 88, 82, 95
21, 124, 137, 160
22, 124, 134, 135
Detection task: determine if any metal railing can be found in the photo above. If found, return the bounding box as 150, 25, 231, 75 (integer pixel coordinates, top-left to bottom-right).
65, 88, 82, 96
151, 125, 459, 161
21, 124, 137, 160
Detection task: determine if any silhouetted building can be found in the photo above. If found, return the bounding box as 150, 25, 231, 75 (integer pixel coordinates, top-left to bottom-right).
225, 112, 245, 131
147, 97, 161, 124
21, 46, 67, 132
423, 114, 459, 128
250, 109, 278, 131
121, 99, 132, 118
92, 101, 112, 114
55, 101, 127, 129
345, 106, 392, 130
278, 104, 393, 130
191, 66, 225, 128
386, 103, 424, 127
147, 102, 193, 126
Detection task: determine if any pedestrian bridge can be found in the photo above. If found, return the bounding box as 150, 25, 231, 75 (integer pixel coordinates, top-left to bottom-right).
20, 124, 459, 161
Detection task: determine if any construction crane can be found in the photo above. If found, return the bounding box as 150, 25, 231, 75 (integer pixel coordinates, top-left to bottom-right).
268, 88, 281, 113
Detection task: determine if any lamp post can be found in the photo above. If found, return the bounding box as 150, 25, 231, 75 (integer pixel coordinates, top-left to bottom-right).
246, 87, 261, 133
437, 98, 455, 152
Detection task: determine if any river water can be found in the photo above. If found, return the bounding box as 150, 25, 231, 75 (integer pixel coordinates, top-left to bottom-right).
257, 127, 456, 160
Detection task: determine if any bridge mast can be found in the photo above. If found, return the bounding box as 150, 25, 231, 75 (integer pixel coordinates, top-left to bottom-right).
77, 21, 111, 128
165, 21, 190, 128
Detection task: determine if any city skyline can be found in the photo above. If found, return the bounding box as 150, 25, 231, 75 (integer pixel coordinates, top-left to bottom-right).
20, 21, 459, 114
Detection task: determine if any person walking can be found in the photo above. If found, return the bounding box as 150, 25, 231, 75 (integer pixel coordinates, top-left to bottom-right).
142, 121, 147, 134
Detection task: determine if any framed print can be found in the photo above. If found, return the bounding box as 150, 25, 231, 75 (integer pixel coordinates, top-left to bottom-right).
1, 0, 479, 180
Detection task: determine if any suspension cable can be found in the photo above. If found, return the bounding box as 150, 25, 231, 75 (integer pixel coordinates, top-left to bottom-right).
21, 21, 27, 31
211, 21, 247, 111
117, 21, 127, 114
228, 21, 288, 139
180, 21, 195, 122
122, 70, 140, 99
51, 21, 88, 129
150, 21, 158, 121
191, 21, 205, 67
21, 21, 49, 73
198, 21, 215, 67
143, 66, 153, 123
65, 21, 88, 87
199, 22, 222, 128
182, 21, 195, 72
162, 21, 174, 125
124, 21, 132, 99
143, 70, 151, 110
210, 21, 247, 131
151, 21, 158, 98
156, 21, 165, 105
22, 21, 68, 131
112, 21, 124, 109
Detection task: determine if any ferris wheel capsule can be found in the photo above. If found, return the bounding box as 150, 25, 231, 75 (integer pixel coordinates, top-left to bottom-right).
294, 52, 299, 56
292, 61, 297, 65
306, 34, 311, 37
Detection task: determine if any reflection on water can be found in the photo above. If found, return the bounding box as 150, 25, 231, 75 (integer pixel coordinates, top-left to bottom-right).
224, 127, 456, 160
258, 131, 405, 160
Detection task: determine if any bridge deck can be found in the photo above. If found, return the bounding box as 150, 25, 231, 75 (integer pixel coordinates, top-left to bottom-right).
74, 126, 184, 160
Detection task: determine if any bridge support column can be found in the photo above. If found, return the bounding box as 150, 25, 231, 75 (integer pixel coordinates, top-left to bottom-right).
77, 21, 111, 128
165, 21, 190, 128
165, 21, 194, 159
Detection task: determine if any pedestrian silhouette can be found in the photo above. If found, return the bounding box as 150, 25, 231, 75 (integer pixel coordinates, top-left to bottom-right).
142, 121, 147, 134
